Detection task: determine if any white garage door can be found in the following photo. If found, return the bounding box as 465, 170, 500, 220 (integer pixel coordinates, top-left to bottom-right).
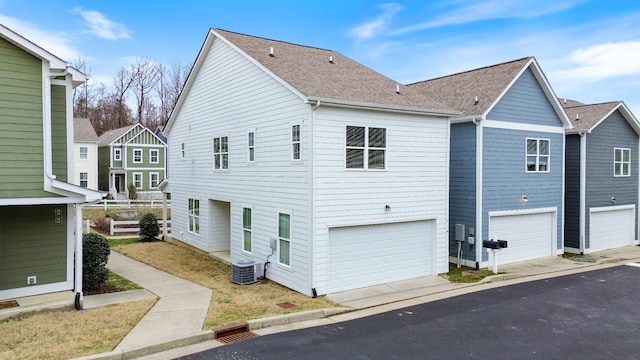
488, 211, 555, 265
327, 220, 433, 293
589, 206, 635, 253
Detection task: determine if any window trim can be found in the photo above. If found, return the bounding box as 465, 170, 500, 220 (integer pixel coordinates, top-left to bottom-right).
150, 149, 159, 164
181, 143, 185, 159
149, 172, 159, 188
614, 147, 631, 177
277, 211, 292, 267
525, 138, 550, 173
345, 125, 387, 170
133, 148, 143, 163
247, 131, 255, 163
291, 124, 301, 161
114, 148, 122, 161
188, 198, 200, 235
213, 136, 229, 170
133, 172, 143, 189
79, 146, 88, 160
79, 172, 88, 188
242, 206, 252, 253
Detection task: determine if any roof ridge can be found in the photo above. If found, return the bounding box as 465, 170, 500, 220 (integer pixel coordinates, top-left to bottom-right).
408, 56, 532, 85
563, 100, 621, 109
214, 28, 333, 53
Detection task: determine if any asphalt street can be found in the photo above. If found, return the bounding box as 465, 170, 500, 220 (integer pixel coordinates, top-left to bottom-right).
180, 264, 640, 360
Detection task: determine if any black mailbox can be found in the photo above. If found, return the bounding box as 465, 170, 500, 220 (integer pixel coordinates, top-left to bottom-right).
482, 240, 501, 249
497, 240, 508, 249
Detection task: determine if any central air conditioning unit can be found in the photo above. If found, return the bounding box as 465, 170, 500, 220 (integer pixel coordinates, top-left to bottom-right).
232, 259, 258, 285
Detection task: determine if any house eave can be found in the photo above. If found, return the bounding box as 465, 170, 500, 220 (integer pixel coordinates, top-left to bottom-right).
305, 97, 459, 117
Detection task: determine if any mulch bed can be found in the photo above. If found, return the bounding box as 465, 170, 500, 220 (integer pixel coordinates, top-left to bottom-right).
0, 300, 19, 309
84, 283, 126, 296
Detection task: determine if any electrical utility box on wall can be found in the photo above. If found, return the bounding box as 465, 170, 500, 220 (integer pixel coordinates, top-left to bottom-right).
455, 224, 465, 242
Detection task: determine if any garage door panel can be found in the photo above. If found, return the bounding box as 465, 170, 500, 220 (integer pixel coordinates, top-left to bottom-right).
589, 207, 635, 252
489, 211, 554, 265
328, 220, 432, 293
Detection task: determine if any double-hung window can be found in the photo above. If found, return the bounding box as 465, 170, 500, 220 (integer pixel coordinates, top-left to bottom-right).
150, 149, 159, 163
248, 132, 255, 162
79, 172, 88, 188
278, 212, 291, 266
243, 207, 252, 252
614, 148, 631, 176
526, 138, 550, 172
181, 143, 185, 159
133, 149, 143, 163
133, 173, 143, 188
188, 199, 200, 234
79, 146, 88, 160
114, 148, 122, 161
291, 125, 301, 161
150, 172, 159, 188
213, 136, 229, 169
346, 126, 386, 169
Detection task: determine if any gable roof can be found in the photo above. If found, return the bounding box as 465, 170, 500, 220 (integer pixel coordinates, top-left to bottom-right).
166, 29, 458, 133
562, 100, 640, 135
97, 124, 139, 146
407, 57, 571, 127
74, 118, 98, 142
0, 24, 86, 85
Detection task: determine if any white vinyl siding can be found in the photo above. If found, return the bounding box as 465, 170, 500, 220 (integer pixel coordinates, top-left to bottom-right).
133, 172, 143, 189
133, 149, 143, 163
526, 138, 550, 172
188, 198, 200, 234
213, 136, 229, 169
614, 148, 630, 176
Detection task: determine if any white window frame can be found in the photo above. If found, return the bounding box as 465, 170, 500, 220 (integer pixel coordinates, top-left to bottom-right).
149, 172, 159, 188
114, 148, 122, 161
188, 198, 200, 234
345, 125, 387, 170
291, 124, 301, 161
247, 131, 255, 163
181, 143, 185, 159
133, 148, 143, 163
79, 146, 88, 160
133, 172, 143, 189
242, 206, 252, 253
525, 138, 550, 173
79, 172, 88, 188
614, 148, 631, 177
213, 136, 229, 170
150, 149, 159, 164
278, 211, 291, 267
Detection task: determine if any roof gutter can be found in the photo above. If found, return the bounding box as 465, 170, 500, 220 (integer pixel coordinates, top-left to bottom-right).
305, 97, 459, 117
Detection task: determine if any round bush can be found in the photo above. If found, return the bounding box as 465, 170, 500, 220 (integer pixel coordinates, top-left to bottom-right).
83, 233, 110, 291
139, 212, 160, 241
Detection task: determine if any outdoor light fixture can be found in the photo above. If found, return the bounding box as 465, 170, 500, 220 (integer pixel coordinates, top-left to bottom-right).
521, 195, 528, 203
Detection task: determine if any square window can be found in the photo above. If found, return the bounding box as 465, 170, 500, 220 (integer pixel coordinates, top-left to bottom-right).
614, 148, 631, 177
346, 126, 386, 170
114, 148, 122, 161
525, 139, 550, 173
79, 172, 88, 188
150, 149, 159, 163
133, 149, 143, 163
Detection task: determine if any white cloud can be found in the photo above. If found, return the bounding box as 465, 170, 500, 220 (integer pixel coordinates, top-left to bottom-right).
349, 3, 403, 40
392, 0, 581, 35
0, 14, 81, 60
554, 41, 640, 82
74, 7, 132, 41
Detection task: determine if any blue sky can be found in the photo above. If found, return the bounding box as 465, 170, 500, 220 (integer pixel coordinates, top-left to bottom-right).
2, 0, 640, 115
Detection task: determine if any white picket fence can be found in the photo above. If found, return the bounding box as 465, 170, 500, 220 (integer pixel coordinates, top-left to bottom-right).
83, 219, 171, 236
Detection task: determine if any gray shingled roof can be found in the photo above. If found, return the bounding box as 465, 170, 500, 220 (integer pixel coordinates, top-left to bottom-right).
562, 101, 621, 131
74, 118, 98, 142
215, 29, 456, 114
97, 124, 137, 146
407, 57, 532, 117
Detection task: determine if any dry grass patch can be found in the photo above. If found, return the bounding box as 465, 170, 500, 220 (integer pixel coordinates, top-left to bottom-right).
112, 241, 339, 328
0, 299, 156, 360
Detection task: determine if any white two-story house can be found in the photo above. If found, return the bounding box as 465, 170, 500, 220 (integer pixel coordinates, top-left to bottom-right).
162, 29, 458, 296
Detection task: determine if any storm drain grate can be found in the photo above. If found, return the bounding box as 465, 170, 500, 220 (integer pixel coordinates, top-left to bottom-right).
216, 331, 259, 344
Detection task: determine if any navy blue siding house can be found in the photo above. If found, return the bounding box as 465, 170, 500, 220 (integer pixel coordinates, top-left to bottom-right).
409, 57, 572, 269
562, 100, 640, 253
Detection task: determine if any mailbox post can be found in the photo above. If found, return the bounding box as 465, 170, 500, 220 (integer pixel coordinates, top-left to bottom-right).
482, 238, 508, 274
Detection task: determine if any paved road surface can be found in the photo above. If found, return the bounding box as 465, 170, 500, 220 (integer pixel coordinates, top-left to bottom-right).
181, 264, 640, 360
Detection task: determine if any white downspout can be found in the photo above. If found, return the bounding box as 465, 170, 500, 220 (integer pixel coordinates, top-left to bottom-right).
472, 117, 483, 269
310, 100, 319, 296
579, 132, 587, 253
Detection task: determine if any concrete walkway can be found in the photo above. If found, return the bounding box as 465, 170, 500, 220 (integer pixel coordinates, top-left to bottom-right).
100, 251, 212, 355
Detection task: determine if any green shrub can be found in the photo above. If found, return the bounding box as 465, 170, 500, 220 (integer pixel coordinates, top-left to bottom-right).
83, 233, 110, 291
139, 212, 160, 241
128, 183, 138, 200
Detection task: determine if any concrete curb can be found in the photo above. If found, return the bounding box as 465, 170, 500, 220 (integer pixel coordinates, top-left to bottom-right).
248, 308, 353, 331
